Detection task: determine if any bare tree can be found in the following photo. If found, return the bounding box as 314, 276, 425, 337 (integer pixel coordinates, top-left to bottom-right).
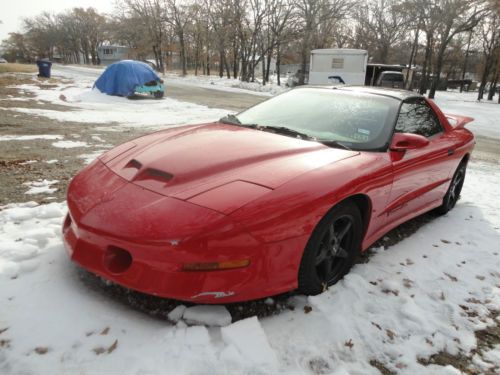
355, 0, 409, 63
477, 12, 500, 100
427, 0, 486, 98
267, 0, 295, 84
295, 0, 354, 85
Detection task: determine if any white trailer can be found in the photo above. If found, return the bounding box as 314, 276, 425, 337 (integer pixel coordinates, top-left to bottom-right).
308, 49, 368, 85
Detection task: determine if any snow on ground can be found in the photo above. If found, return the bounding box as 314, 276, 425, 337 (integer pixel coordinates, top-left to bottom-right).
51, 140, 88, 149
6, 71, 230, 130
0, 135, 63, 142
5, 65, 498, 140
0, 161, 499, 374
165, 72, 288, 97
430, 91, 500, 140
23, 179, 58, 195
78, 150, 108, 165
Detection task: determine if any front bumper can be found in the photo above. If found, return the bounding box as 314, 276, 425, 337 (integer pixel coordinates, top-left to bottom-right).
63, 161, 305, 303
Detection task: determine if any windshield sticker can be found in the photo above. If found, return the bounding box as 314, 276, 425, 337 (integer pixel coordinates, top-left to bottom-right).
358, 128, 371, 135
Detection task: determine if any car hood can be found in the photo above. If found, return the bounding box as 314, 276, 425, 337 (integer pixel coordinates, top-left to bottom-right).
102, 123, 359, 210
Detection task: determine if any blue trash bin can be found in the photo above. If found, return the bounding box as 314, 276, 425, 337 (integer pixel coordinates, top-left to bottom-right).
36, 60, 52, 78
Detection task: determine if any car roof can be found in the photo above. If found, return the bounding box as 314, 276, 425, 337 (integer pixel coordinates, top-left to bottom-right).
301, 85, 422, 101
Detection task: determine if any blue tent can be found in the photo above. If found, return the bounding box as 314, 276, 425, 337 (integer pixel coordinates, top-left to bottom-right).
94, 60, 161, 97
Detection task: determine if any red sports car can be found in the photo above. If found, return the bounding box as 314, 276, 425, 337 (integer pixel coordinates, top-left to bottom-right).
63, 87, 474, 303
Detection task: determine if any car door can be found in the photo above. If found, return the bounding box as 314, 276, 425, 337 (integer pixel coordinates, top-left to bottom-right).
385, 97, 458, 224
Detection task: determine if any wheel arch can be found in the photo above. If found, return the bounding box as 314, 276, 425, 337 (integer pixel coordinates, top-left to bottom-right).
343, 194, 372, 241
318, 194, 372, 243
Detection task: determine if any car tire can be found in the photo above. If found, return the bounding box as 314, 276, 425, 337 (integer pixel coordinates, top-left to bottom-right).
298, 201, 363, 295
154, 91, 164, 99
435, 162, 467, 215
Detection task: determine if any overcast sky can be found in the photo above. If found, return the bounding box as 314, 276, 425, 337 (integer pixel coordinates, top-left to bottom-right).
0, 0, 115, 42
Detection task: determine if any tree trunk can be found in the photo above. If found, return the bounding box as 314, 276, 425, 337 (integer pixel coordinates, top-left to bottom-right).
179, 30, 187, 76
224, 55, 231, 79
299, 48, 308, 85
232, 39, 238, 78
265, 48, 272, 83
487, 69, 498, 101
419, 33, 433, 95
478, 53, 494, 100
428, 44, 446, 99
206, 52, 210, 76
406, 28, 420, 88
276, 42, 281, 86
460, 29, 473, 93
262, 55, 266, 85
219, 50, 224, 78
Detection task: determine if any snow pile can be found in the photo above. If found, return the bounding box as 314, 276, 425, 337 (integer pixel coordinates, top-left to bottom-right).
23, 179, 58, 195
182, 306, 232, 327
0, 161, 499, 374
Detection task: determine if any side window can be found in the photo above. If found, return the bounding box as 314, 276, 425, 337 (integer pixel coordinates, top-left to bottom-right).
395, 98, 443, 137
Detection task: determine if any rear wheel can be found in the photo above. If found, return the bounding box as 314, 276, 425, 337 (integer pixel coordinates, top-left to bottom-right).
298, 201, 362, 295
154, 91, 164, 99
435, 162, 467, 215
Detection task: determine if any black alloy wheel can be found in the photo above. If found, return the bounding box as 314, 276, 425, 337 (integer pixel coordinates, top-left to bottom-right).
436, 162, 467, 215
298, 201, 362, 295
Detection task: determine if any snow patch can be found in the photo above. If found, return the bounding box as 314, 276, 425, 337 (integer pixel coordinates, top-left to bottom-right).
0, 134, 63, 141
52, 140, 88, 149
182, 305, 232, 327
23, 179, 58, 195
78, 150, 106, 165
221, 316, 278, 368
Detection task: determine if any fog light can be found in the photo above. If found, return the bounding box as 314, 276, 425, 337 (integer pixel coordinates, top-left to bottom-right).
182, 259, 250, 271
103, 246, 132, 274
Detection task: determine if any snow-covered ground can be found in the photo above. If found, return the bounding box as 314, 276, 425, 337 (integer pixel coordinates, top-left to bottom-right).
6, 66, 499, 140
164, 72, 288, 97
0, 162, 499, 374
433, 91, 500, 140
5, 77, 230, 130
1, 66, 500, 374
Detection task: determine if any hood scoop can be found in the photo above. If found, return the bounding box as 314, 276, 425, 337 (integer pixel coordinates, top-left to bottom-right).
121, 159, 173, 186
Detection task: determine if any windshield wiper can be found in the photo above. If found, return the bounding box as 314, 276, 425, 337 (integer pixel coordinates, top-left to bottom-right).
317, 139, 352, 151
247, 125, 315, 141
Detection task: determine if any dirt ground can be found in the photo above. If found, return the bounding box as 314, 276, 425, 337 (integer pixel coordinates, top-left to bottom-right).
1, 73, 498, 373
0, 74, 145, 205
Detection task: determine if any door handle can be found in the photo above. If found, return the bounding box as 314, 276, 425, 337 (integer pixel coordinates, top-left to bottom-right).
447, 148, 455, 156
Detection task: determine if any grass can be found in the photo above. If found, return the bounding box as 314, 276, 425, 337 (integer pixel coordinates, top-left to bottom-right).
0, 63, 37, 74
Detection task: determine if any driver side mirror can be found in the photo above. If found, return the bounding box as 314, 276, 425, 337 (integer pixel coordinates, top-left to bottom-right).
390, 133, 429, 151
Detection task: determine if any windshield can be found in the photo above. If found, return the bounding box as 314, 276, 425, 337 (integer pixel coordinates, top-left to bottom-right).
226, 88, 399, 151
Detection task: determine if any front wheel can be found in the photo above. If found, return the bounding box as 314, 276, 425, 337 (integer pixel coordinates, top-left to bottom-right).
435, 162, 467, 215
298, 201, 362, 295
154, 91, 164, 99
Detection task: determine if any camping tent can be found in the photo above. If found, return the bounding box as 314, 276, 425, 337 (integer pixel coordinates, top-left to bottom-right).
94, 60, 161, 97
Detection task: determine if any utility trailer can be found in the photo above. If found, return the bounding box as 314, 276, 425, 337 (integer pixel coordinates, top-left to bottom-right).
309, 49, 368, 85
308, 49, 412, 89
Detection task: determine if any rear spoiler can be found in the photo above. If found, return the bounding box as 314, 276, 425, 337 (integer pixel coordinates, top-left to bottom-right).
445, 114, 474, 129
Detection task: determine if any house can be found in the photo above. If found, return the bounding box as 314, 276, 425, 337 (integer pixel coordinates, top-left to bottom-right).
97, 45, 130, 65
